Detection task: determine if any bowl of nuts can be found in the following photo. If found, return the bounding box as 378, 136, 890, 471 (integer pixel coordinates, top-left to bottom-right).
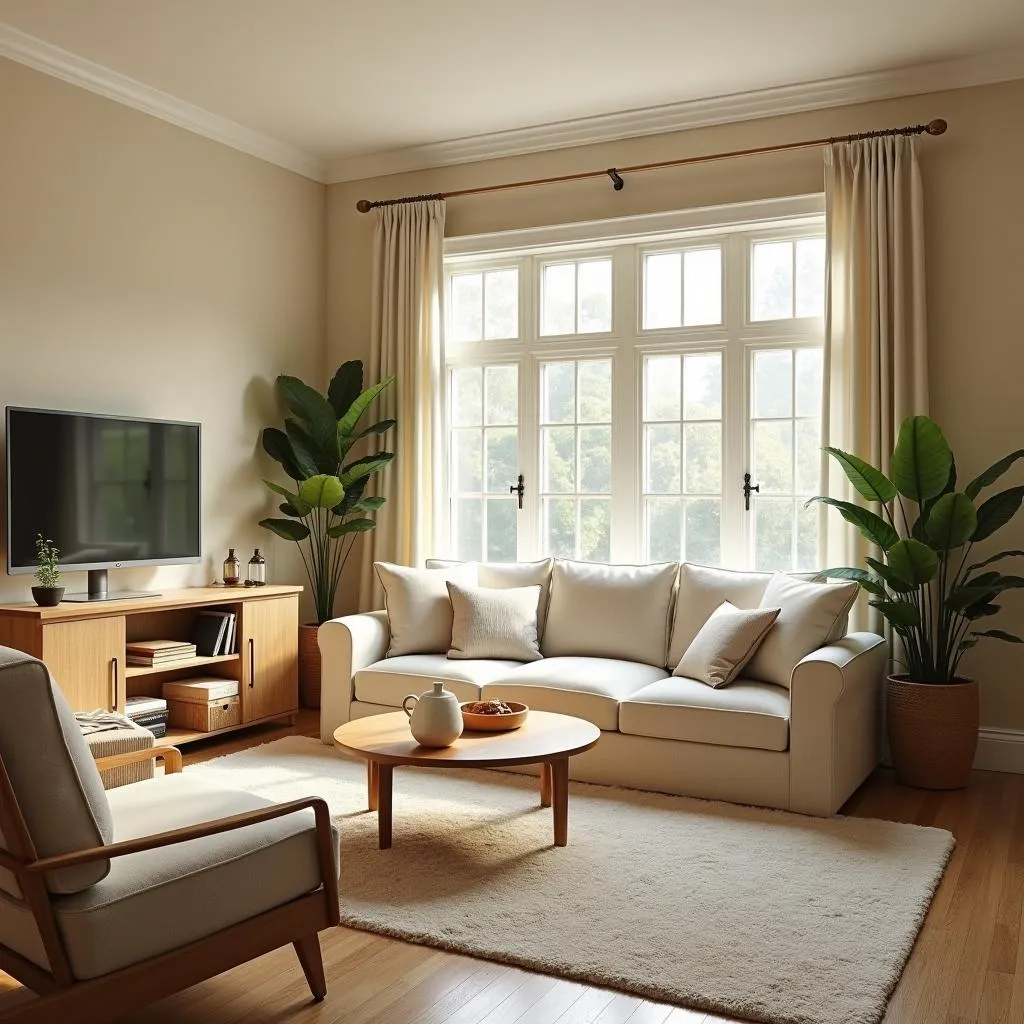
460, 699, 529, 732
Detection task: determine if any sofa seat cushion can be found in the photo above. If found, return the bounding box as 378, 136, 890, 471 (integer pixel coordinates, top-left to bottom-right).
619, 677, 790, 751
482, 658, 668, 731
53, 773, 338, 980
355, 655, 526, 707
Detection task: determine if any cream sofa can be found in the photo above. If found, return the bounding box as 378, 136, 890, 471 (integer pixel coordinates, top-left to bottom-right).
319, 559, 887, 816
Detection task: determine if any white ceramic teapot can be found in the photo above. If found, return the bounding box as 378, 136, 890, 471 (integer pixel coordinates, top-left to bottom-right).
402, 681, 464, 747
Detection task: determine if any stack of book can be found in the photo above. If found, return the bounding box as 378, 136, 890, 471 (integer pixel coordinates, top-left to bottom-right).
191, 610, 237, 657
125, 640, 197, 667
125, 695, 170, 738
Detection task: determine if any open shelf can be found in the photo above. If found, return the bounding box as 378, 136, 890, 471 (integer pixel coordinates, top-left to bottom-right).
125, 653, 240, 678
156, 712, 294, 747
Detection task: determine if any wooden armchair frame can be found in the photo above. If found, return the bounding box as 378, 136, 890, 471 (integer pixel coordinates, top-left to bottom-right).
0, 747, 340, 1024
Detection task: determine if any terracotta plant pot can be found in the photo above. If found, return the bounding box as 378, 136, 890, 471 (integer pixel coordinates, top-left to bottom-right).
31, 586, 64, 607
298, 623, 322, 709
887, 675, 979, 789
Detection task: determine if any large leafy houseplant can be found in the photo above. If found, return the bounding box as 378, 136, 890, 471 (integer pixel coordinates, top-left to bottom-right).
809, 415, 1023, 788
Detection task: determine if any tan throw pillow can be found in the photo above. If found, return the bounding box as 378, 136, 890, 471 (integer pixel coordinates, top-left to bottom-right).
674, 601, 781, 688
447, 582, 543, 662
374, 562, 477, 657
744, 573, 859, 689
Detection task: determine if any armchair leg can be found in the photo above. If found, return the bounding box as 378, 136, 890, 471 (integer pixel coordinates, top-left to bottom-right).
293, 934, 327, 1002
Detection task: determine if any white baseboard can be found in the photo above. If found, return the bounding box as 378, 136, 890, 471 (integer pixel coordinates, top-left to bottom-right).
974, 728, 1024, 774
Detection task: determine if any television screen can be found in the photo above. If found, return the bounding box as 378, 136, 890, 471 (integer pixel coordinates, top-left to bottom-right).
5, 408, 201, 572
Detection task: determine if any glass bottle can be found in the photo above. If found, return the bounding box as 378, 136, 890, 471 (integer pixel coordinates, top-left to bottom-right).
247, 548, 267, 586
223, 548, 240, 585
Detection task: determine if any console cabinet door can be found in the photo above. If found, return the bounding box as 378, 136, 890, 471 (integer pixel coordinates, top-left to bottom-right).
41, 617, 126, 713
240, 596, 298, 723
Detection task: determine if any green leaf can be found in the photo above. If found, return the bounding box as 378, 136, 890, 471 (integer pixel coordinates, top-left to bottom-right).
285, 418, 333, 476
277, 375, 338, 459
890, 415, 953, 502
992, 574, 1024, 592
338, 417, 397, 457
973, 629, 1024, 643
964, 601, 1000, 620
258, 517, 310, 542
351, 495, 386, 512
964, 450, 1024, 500
967, 549, 1024, 573
279, 502, 302, 517
912, 458, 957, 542
972, 486, 1024, 542
823, 447, 897, 503
326, 518, 376, 538
816, 566, 887, 598
327, 361, 363, 420
925, 492, 977, 549
887, 538, 939, 585
866, 556, 916, 594
806, 496, 900, 551
869, 599, 921, 628
341, 453, 394, 488
947, 585, 1000, 612
298, 474, 344, 509
263, 479, 311, 516
338, 377, 395, 437
261, 427, 304, 481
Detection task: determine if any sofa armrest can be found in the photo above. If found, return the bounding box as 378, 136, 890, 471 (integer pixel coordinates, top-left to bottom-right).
788, 632, 888, 816
318, 611, 390, 743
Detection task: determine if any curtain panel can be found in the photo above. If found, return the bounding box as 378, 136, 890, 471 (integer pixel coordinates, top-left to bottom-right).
358, 200, 446, 611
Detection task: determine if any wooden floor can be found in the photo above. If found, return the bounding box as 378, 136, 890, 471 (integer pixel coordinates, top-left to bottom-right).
1, 709, 1021, 1024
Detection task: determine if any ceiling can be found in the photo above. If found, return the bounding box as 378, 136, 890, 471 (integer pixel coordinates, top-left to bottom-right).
2, 0, 1024, 180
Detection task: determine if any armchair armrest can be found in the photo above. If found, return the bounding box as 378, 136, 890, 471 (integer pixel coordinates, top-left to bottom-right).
94, 746, 183, 775
318, 610, 390, 742
788, 632, 888, 815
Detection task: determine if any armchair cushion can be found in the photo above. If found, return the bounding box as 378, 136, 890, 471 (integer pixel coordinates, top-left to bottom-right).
53, 772, 339, 980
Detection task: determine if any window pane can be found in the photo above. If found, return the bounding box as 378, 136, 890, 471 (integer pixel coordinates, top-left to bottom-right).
578, 359, 612, 422
645, 424, 680, 493
644, 252, 681, 329
542, 426, 576, 493
755, 498, 794, 572
484, 364, 518, 426
646, 498, 682, 562
685, 498, 721, 565
452, 429, 482, 492
644, 355, 681, 421
543, 497, 576, 557
454, 497, 482, 560
684, 423, 721, 494
795, 348, 823, 417
486, 498, 517, 562
541, 263, 576, 335
753, 349, 792, 418
577, 259, 612, 333
683, 248, 722, 326
752, 241, 793, 321
484, 268, 518, 339
580, 425, 611, 493
485, 428, 518, 492
579, 499, 611, 561
795, 418, 821, 495
796, 502, 819, 570
795, 238, 825, 318
450, 273, 483, 341
753, 420, 793, 494
683, 353, 722, 420
451, 366, 482, 426
541, 362, 575, 424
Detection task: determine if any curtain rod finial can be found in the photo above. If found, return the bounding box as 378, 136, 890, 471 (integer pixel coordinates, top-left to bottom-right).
927, 119, 947, 136
356, 199, 373, 213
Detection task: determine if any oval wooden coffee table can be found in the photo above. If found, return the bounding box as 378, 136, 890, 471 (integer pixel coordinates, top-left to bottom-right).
334, 711, 600, 850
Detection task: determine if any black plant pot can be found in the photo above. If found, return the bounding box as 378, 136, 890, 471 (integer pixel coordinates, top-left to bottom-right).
31, 586, 65, 607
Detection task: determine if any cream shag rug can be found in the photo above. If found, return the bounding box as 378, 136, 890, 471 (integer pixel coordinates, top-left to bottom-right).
191, 735, 953, 1024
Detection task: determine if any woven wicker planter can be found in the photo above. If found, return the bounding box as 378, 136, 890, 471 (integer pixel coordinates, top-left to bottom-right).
887, 675, 979, 790
298, 624, 322, 709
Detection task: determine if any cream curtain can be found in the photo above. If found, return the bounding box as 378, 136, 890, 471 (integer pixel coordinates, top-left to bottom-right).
358, 200, 446, 610
821, 136, 928, 632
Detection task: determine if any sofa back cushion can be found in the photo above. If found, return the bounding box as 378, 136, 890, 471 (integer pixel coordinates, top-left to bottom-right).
542, 560, 678, 666
375, 562, 477, 656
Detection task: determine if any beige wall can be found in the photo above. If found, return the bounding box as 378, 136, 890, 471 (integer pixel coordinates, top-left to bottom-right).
327, 78, 1024, 730
0, 58, 326, 611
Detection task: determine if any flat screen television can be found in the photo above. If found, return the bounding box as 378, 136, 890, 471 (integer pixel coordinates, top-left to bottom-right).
5, 407, 201, 601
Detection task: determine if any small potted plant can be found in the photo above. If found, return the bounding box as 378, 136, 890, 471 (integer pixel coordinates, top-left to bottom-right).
32, 535, 64, 606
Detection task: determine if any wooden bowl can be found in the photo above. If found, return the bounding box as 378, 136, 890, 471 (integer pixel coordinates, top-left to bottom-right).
460, 701, 529, 732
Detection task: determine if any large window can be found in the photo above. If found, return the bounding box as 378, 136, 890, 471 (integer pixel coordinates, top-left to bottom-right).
442, 203, 826, 571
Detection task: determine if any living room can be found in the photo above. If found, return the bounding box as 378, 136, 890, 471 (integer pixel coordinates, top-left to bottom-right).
0, 3, 1022, 1023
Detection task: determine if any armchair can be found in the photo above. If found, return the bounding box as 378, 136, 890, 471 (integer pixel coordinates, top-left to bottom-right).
0, 647, 339, 1024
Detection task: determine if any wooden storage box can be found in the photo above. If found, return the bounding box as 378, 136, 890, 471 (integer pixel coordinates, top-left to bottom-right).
163, 677, 241, 732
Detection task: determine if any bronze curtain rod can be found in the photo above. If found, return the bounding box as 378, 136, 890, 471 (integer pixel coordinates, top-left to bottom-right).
355, 118, 947, 213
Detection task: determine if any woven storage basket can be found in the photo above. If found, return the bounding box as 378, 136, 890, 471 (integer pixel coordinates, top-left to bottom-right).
887, 675, 979, 789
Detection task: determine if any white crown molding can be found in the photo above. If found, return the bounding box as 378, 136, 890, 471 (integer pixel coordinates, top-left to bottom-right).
975, 727, 1024, 774
327, 46, 1024, 184
0, 23, 327, 182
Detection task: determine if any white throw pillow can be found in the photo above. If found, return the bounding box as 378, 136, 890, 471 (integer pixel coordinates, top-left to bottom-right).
447, 582, 543, 662
674, 601, 781, 688
374, 562, 477, 657
744, 573, 859, 689
666, 563, 772, 669
542, 560, 678, 667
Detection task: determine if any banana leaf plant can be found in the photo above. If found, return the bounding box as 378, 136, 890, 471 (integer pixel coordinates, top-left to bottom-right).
808, 415, 1024, 683
259, 360, 395, 624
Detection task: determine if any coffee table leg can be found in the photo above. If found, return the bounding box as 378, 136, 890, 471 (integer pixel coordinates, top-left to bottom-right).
377, 763, 394, 850
551, 758, 569, 847
540, 762, 552, 808
367, 759, 379, 811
